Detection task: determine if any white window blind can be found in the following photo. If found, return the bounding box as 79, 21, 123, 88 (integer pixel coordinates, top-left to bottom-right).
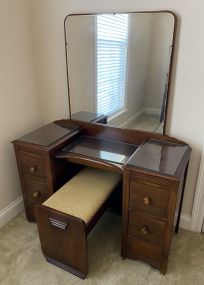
96, 14, 129, 115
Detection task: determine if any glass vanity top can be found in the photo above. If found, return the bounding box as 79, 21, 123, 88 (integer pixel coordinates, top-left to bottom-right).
17, 122, 79, 146
62, 135, 138, 165
126, 139, 188, 176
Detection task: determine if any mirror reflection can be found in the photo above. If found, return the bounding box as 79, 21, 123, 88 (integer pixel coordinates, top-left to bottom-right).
65, 12, 175, 133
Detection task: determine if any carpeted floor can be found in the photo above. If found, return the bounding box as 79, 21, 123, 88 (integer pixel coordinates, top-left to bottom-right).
0, 212, 204, 285
127, 114, 163, 133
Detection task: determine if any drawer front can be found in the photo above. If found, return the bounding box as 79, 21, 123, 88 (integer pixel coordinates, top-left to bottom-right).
129, 181, 169, 220
25, 181, 50, 205
19, 153, 47, 182
128, 211, 165, 245
126, 236, 162, 268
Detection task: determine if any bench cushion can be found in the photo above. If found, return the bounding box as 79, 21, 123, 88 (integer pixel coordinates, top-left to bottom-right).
43, 167, 121, 224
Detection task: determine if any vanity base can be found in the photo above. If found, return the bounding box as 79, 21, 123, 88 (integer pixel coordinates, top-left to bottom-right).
12, 120, 191, 275
45, 255, 86, 279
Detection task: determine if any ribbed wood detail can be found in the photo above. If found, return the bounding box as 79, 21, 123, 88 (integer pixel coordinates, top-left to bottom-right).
130, 172, 169, 189
44, 255, 86, 279
49, 218, 68, 230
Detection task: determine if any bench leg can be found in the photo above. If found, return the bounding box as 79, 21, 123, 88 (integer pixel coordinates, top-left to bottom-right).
35, 205, 88, 279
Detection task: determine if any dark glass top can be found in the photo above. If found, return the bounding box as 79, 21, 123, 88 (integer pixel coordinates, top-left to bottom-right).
62, 135, 138, 165
71, 111, 104, 122
17, 122, 79, 146
126, 139, 188, 176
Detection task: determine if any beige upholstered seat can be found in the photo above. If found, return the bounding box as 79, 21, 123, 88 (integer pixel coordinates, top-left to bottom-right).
43, 167, 121, 224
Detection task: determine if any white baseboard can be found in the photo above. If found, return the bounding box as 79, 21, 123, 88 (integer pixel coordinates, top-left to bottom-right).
0, 196, 24, 229
145, 108, 160, 116
109, 108, 160, 128
191, 144, 204, 232
179, 214, 192, 231
118, 109, 145, 128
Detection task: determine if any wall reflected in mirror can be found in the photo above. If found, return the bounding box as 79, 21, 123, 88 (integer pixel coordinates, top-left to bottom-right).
65, 12, 175, 133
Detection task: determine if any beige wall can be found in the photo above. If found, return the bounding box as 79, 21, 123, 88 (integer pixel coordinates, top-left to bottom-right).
145, 13, 174, 111
125, 14, 152, 118
28, 0, 204, 217
65, 15, 96, 114
0, 1, 43, 212
28, 1, 69, 123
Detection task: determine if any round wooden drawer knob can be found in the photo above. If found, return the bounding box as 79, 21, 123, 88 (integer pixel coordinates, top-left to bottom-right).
33, 191, 40, 198
141, 226, 149, 235
143, 197, 151, 205
29, 166, 37, 173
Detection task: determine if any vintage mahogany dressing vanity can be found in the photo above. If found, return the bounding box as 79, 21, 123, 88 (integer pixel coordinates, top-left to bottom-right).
12, 11, 191, 277
12, 117, 191, 275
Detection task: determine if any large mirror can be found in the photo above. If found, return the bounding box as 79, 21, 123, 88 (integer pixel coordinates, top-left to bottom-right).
65, 12, 175, 133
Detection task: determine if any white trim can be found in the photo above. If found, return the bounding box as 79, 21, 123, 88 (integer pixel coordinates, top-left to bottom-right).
94, 15, 97, 112
108, 108, 127, 123
144, 108, 161, 116
118, 109, 145, 128
175, 211, 191, 231
109, 107, 161, 127
191, 146, 204, 232
123, 15, 131, 112
0, 196, 24, 229
179, 214, 192, 231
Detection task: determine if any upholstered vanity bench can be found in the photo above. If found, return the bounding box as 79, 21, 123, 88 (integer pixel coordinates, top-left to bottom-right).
35, 167, 121, 279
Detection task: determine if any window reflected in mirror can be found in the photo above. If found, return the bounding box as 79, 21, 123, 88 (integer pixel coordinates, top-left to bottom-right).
96, 14, 129, 116
65, 12, 175, 133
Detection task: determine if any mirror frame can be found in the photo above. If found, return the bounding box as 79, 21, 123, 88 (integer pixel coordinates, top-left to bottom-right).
64, 11, 177, 134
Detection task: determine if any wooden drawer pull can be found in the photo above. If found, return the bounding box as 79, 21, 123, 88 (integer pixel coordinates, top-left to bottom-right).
29, 166, 37, 173
141, 226, 149, 235
143, 197, 151, 205
33, 191, 40, 198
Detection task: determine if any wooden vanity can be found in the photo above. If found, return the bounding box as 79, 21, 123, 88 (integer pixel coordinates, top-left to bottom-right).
12, 118, 191, 274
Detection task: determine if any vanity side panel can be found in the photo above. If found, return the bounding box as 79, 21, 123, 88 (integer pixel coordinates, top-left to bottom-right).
160, 179, 179, 273
121, 169, 131, 258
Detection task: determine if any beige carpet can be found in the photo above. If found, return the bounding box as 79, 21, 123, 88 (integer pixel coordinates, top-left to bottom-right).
0, 212, 204, 285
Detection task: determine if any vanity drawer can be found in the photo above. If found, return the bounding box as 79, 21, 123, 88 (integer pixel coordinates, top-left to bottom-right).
25, 181, 50, 204
129, 181, 169, 220
19, 153, 47, 182
126, 236, 162, 268
128, 211, 165, 245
